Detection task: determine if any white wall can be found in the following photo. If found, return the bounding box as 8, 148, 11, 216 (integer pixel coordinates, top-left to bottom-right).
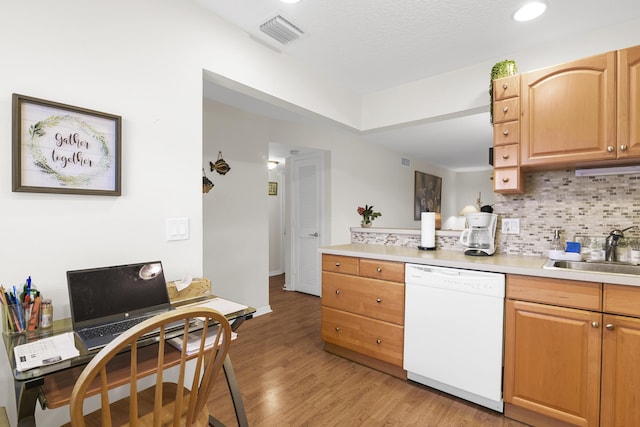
268, 166, 284, 275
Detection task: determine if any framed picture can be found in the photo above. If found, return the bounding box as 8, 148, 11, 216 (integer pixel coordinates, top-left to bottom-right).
268, 182, 278, 196
12, 93, 122, 196
414, 171, 442, 220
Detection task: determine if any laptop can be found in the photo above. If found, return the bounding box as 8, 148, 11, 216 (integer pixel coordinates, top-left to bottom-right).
67, 261, 175, 351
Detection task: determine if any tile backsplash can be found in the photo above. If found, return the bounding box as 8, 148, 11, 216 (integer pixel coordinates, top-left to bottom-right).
494, 169, 640, 256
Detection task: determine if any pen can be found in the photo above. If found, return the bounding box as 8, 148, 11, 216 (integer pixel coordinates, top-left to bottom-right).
13, 285, 24, 331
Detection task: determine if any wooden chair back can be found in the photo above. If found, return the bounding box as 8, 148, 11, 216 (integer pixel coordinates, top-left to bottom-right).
69, 306, 232, 427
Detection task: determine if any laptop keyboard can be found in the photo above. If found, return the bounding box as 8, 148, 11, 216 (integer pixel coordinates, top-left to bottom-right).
80, 316, 153, 339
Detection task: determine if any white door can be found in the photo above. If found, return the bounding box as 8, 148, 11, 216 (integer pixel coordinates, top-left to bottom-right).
290, 153, 323, 296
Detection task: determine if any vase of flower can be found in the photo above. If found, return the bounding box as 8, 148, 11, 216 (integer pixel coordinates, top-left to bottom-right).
357, 204, 381, 228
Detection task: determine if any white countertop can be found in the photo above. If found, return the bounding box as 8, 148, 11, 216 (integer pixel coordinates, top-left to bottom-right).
321, 244, 640, 287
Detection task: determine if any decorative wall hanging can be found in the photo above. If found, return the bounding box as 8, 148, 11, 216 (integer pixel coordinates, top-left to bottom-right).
12, 93, 121, 196
210, 151, 231, 175
268, 181, 278, 196
414, 171, 442, 220
202, 168, 214, 193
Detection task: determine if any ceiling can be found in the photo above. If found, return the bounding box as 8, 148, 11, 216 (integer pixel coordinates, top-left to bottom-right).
198, 0, 640, 171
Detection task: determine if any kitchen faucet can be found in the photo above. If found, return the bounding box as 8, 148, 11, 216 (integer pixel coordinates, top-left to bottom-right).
605, 226, 637, 262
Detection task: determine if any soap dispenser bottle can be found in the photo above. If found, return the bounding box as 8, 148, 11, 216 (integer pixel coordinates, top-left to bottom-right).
551, 229, 563, 251
549, 229, 564, 259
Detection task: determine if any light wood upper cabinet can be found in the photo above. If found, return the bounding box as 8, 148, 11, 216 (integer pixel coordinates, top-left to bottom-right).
617, 45, 640, 159
521, 51, 617, 167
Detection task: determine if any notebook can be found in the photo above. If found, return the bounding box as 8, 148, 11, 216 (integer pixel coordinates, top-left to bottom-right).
67, 261, 174, 351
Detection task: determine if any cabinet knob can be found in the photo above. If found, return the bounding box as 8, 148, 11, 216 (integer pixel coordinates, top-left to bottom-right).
376, 267, 382, 273
502, 154, 509, 160
335, 290, 341, 295
335, 327, 340, 332
376, 298, 382, 303
335, 262, 341, 267
607, 146, 615, 153
503, 107, 509, 113
502, 177, 509, 183
502, 83, 509, 90
503, 130, 509, 136
620, 144, 628, 151
606, 324, 615, 330
591, 321, 600, 328
376, 339, 382, 344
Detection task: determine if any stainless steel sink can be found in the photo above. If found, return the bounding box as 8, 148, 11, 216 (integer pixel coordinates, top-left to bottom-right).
544, 259, 640, 275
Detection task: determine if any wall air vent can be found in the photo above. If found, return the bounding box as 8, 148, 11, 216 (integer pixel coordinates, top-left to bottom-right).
260, 15, 304, 45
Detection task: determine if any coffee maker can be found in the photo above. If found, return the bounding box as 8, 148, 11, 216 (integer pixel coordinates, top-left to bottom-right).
459, 212, 498, 256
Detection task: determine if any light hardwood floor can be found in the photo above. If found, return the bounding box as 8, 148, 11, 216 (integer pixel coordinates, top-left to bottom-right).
206, 275, 528, 427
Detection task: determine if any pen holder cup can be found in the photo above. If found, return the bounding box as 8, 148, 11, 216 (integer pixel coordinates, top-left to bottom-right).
2, 304, 26, 336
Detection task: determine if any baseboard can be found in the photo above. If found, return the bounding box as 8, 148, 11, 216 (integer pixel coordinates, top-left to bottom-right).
253, 305, 272, 317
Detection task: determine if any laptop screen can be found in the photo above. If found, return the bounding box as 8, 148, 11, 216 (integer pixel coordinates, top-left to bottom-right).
67, 261, 172, 327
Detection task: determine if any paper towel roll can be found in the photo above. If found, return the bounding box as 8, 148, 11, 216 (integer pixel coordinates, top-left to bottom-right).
421, 212, 436, 249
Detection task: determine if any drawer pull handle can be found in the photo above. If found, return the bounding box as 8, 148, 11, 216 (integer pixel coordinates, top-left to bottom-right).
503, 130, 509, 135
335, 327, 340, 332
335, 262, 341, 267
502, 83, 508, 90
606, 324, 615, 330
376, 298, 382, 303
376, 339, 382, 344
503, 107, 509, 113
502, 177, 509, 183
607, 146, 615, 153
502, 154, 509, 159
620, 144, 628, 151
335, 290, 341, 295
376, 267, 382, 273
591, 321, 599, 328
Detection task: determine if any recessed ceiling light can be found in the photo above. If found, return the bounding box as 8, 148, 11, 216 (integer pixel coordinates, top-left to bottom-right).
280, 0, 301, 4
513, 2, 547, 22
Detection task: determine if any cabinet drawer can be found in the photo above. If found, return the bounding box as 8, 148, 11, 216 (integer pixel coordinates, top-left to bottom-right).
359, 259, 404, 282
322, 271, 404, 324
493, 98, 520, 124
322, 254, 358, 275
493, 168, 522, 193
493, 144, 519, 168
604, 284, 640, 317
507, 275, 601, 311
321, 306, 404, 367
494, 74, 520, 100
493, 121, 520, 146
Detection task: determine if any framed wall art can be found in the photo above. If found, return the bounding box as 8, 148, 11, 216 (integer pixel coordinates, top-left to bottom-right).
12, 93, 122, 196
414, 171, 442, 220
268, 181, 278, 196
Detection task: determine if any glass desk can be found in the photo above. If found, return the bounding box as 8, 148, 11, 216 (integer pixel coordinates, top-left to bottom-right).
2, 296, 254, 427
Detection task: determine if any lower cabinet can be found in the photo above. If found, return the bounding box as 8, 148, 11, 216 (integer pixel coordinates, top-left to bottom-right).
504, 299, 602, 427
599, 285, 640, 427
320, 254, 405, 379
505, 276, 640, 427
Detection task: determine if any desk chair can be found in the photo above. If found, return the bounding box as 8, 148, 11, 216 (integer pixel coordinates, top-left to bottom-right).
67, 306, 232, 427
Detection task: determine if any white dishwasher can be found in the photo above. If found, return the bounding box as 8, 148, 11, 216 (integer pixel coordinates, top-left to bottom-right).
404, 263, 505, 412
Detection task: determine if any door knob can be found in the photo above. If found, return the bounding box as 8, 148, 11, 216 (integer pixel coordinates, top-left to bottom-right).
591, 321, 599, 328
606, 324, 615, 330
309, 232, 319, 237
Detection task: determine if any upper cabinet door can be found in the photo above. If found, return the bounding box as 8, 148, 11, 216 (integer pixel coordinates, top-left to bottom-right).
521, 52, 617, 166
617, 45, 640, 159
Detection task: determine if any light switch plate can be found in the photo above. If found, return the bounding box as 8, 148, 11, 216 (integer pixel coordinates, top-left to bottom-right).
502, 218, 520, 234
166, 217, 189, 241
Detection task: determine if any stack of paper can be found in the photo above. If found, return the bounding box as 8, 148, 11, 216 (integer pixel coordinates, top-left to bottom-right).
14, 332, 79, 371
168, 326, 237, 356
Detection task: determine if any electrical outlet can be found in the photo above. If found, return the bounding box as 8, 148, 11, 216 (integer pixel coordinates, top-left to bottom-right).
502, 218, 520, 235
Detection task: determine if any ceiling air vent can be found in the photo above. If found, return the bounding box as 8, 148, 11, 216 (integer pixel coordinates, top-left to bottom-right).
260, 15, 304, 45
